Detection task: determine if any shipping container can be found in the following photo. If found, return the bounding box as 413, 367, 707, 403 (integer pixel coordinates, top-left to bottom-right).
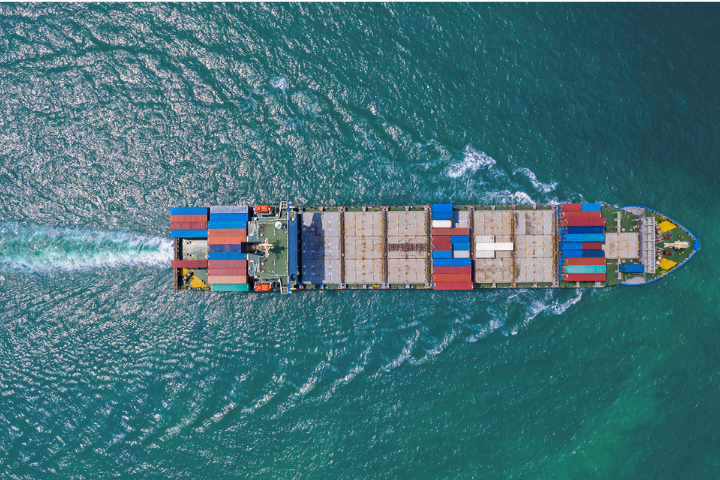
559, 242, 582, 250
432, 204, 453, 212
208, 268, 247, 276
208, 260, 247, 268
561, 211, 603, 219
170, 207, 208, 215
562, 233, 605, 243
581, 250, 605, 258
431, 220, 452, 229
582, 242, 602, 250
561, 218, 606, 227
432, 250, 453, 259
453, 250, 470, 258
209, 213, 249, 222
450, 235, 470, 243
170, 222, 207, 230
452, 243, 470, 251
433, 281, 474, 290
619, 264, 645, 273
581, 203, 602, 212
433, 258, 472, 267
207, 220, 248, 229
171, 260, 208, 269
562, 258, 606, 266
432, 242, 452, 251
208, 244, 243, 253
560, 250, 583, 258
475, 250, 495, 259
170, 214, 207, 222
475, 242, 514, 251
564, 226, 605, 234
475, 235, 495, 243
431, 228, 470, 236
208, 252, 246, 260
433, 266, 472, 274
207, 236, 247, 245
433, 273, 472, 282
432, 211, 453, 220
171, 230, 208, 238
211, 205, 248, 214
562, 273, 606, 282
432, 236, 452, 244
207, 228, 248, 237
561, 203, 583, 211
211, 284, 250, 292
563, 265, 607, 274
207, 275, 248, 284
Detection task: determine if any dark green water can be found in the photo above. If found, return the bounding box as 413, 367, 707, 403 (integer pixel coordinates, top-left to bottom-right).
1, 3, 719, 478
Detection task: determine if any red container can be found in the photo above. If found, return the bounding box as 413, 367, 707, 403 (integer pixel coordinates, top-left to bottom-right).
208, 260, 247, 269
562, 258, 606, 266
562, 273, 606, 282
582, 242, 602, 250
433, 266, 472, 274
562, 211, 602, 219
170, 214, 207, 222
208, 268, 247, 276
170, 222, 207, 230
432, 235, 452, 244
433, 281, 474, 290
562, 217, 606, 227
208, 228, 247, 237
561, 203, 583, 211
433, 273, 472, 282
171, 260, 208, 269
207, 275, 247, 284
431, 228, 470, 236
432, 243, 452, 251
207, 236, 246, 245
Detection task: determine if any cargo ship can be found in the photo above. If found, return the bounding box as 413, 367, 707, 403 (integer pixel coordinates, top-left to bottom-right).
170, 203, 699, 292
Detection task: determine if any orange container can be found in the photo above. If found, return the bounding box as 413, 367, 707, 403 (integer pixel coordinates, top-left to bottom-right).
207, 236, 246, 245
207, 275, 247, 284
170, 214, 207, 222
254, 283, 272, 292
433, 273, 472, 282
254, 205, 270, 213
208, 228, 247, 237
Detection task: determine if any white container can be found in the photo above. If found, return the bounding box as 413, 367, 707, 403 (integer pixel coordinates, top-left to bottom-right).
475, 250, 495, 259
453, 250, 470, 258
431, 220, 452, 228
475, 242, 514, 251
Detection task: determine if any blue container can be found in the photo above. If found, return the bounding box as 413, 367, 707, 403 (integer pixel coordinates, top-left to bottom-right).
620, 264, 645, 273
433, 258, 472, 267
207, 220, 248, 229
432, 211, 453, 220
432, 204, 453, 212
559, 258, 565, 266
582, 250, 605, 258
559, 242, 582, 250
563, 265, 606, 274
581, 203, 602, 212
208, 252, 247, 260
209, 213, 249, 222
452, 243, 470, 251
565, 226, 605, 234
170, 207, 208, 215
432, 250, 453, 259
208, 244, 243, 253
563, 233, 605, 243
171, 230, 208, 238
211, 205, 248, 214
560, 250, 583, 258
450, 235, 470, 243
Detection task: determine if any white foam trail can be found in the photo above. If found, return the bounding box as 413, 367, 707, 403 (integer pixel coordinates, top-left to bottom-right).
270, 76, 289, 92
0, 223, 173, 273
447, 146, 496, 178
514, 167, 558, 194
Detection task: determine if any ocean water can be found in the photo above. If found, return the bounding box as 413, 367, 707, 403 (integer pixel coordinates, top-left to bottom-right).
1, 3, 719, 478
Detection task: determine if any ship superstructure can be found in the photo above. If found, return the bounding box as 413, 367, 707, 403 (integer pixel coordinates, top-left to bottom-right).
170, 203, 699, 292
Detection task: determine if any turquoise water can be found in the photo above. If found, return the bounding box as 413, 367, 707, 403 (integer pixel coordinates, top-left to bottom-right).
1, 3, 719, 478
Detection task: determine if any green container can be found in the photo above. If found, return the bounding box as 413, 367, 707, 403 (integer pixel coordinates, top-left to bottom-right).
563, 265, 607, 274
211, 284, 250, 292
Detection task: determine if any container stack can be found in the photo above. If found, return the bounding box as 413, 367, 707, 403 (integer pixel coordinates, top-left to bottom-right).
558, 203, 607, 282
207, 206, 250, 291
431, 204, 473, 290
170, 207, 209, 238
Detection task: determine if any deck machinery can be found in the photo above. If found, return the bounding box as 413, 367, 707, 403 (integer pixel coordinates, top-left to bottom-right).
170, 203, 699, 292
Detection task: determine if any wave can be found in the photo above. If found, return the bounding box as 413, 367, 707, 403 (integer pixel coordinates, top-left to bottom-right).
447, 146, 496, 178
514, 167, 558, 194
0, 223, 173, 273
